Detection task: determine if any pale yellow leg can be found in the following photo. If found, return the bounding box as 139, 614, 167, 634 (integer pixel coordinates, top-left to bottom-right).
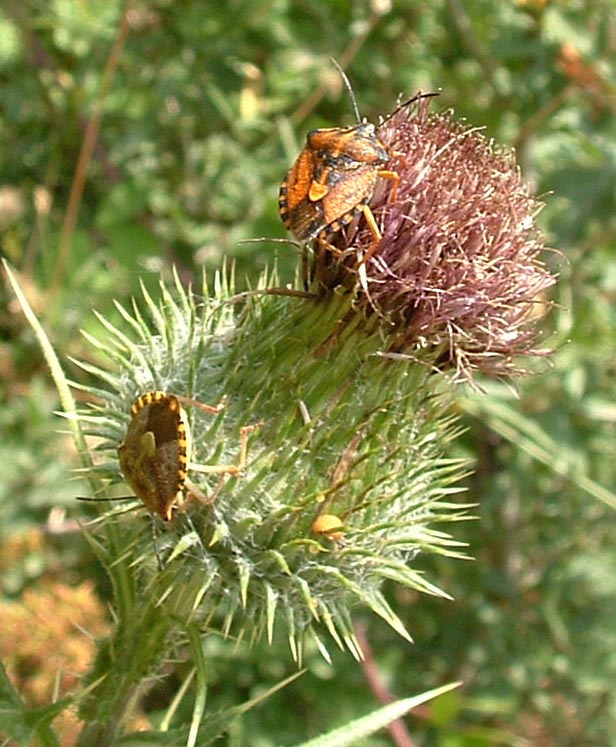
189, 424, 261, 477
180, 424, 261, 511
176, 394, 227, 415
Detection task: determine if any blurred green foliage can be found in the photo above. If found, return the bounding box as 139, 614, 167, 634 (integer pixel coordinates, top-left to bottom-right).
1, 0, 616, 745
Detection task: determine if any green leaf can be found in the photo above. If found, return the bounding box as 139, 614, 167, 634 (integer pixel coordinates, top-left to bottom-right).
288, 682, 461, 747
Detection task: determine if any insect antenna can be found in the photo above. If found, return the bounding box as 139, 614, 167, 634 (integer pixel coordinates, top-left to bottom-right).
330, 58, 362, 124
76, 494, 139, 509
378, 90, 441, 128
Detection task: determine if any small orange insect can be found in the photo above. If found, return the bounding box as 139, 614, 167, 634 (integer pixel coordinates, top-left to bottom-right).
311, 513, 345, 542
278, 69, 400, 285
117, 391, 257, 521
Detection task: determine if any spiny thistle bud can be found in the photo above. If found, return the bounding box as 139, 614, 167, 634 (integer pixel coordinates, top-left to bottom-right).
319, 96, 556, 381
76, 273, 469, 673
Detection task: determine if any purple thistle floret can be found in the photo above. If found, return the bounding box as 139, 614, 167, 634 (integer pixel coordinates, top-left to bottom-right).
324, 97, 556, 381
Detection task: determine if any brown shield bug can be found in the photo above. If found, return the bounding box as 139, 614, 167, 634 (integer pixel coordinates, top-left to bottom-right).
117, 391, 259, 521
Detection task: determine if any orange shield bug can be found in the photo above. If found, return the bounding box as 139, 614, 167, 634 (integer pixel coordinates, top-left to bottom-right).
279, 122, 394, 245
278, 68, 401, 286
117, 391, 258, 521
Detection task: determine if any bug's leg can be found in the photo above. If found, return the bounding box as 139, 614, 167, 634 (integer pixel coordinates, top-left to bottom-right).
189, 423, 262, 477
355, 205, 396, 318
184, 424, 261, 511
180, 420, 260, 509
176, 395, 227, 415
171, 480, 221, 539
181, 480, 208, 504
312, 235, 330, 288
311, 235, 333, 288
150, 514, 165, 570
312, 233, 354, 290
357, 168, 400, 270
184, 475, 227, 509
359, 204, 383, 266
302, 241, 310, 290
378, 168, 400, 203
356, 204, 383, 302
230, 423, 262, 474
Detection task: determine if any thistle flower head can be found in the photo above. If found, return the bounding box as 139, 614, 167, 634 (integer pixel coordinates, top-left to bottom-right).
322, 96, 556, 381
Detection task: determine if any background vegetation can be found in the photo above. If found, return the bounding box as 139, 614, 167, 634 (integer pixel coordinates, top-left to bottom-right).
1, 1, 615, 745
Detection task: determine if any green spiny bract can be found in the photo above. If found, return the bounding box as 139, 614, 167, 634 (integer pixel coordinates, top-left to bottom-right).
77, 270, 470, 662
